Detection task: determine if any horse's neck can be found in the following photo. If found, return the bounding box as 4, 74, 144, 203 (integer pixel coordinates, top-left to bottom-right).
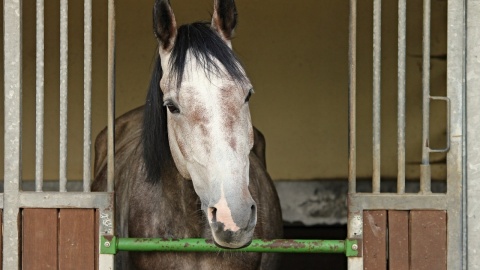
160, 170, 197, 208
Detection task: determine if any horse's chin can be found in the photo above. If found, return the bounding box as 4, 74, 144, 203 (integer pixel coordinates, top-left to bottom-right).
210, 228, 254, 249
213, 239, 252, 249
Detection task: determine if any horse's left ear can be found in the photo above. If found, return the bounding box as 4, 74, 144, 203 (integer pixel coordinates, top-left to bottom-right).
211, 0, 237, 48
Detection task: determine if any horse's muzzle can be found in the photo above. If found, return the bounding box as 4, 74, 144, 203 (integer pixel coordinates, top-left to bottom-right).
208, 203, 257, 248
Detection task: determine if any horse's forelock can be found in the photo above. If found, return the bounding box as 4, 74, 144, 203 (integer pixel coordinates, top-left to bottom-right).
169, 22, 249, 88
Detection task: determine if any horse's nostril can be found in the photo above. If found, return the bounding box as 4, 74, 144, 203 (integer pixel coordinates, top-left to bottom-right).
248, 204, 257, 229
208, 207, 217, 223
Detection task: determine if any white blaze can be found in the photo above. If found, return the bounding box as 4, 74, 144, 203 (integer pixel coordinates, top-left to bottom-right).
209, 188, 240, 232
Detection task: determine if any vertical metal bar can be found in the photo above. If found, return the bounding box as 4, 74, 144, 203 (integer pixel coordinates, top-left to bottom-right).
84, 0, 92, 192
348, 0, 357, 194
347, 0, 362, 269
107, 0, 116, 192
372, 0, 382, 193
59, 0, 69, 192
447, 0, 466, 268
101, 1, 116, 267
420, 0, 431, 194
4, 0, 22, 267
397, 0, 406, 194
467, 0, 480, 268
36, 0, 45, 192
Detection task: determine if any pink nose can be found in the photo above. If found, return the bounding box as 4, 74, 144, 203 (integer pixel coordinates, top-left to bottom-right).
208, 203, 256, 232
207, 202, 257, 249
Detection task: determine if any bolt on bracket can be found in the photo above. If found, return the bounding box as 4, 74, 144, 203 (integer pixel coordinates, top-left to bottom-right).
101, 235, 117, 255
345, 238, 362, 257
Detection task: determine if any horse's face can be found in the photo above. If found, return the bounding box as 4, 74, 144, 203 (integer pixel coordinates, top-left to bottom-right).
160, 54, 256, 247
160, 54, 255, 182
153, 0, 258, 249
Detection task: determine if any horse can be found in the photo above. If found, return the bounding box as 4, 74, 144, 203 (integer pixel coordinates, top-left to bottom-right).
92, 0, 283, 269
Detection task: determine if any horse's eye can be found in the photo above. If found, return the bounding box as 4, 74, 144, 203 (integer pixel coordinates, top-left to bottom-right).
245, 89, 254, 103
164, 102, 180, 114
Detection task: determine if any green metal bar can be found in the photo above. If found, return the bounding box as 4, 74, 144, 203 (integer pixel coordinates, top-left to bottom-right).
101, 237, 359, 257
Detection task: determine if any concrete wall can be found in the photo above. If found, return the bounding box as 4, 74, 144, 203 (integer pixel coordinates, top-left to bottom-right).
0, 0, 448, 181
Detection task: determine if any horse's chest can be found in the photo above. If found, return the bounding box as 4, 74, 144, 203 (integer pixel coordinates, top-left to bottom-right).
128, 183, 204, 239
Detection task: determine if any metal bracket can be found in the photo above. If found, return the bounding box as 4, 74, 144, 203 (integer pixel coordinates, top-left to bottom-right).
345, 238, 362, 257
101, 235, 117, 255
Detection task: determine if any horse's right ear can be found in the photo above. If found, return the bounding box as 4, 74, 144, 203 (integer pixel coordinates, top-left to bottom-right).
153, 0, 177, 52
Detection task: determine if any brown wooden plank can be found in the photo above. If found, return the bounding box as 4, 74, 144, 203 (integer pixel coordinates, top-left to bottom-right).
58, 209, 95, 270
410, 210, 447, 270
363, 210, 387, 270
22, 209, 58, 270
388, 211, 409, 270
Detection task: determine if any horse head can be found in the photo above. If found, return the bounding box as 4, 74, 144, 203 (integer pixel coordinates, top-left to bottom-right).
152, 0, 257, 249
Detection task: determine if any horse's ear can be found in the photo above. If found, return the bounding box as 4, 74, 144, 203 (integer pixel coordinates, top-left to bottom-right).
153, 0, 177, 52
211, 0, 237, 48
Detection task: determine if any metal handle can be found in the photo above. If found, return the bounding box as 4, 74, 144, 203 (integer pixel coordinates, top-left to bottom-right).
428, 96, 451, 153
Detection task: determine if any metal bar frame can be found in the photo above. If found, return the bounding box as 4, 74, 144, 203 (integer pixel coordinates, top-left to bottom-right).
420, 0, 432, 194
35, 0, 45, 192
347, 0, 465, 269
466, 0, 480, 268
3, 0, 467, 268
372, 0, 382, 193
18, 192, 113, 208
3, 0, 22, 267
397, 0, 406, 194
59, 0, 69, 192
101, 0, 117, 268
348, 0, 357, 195
445, 0, 465, 268
101, 237, 359, 256
347, 0, 361, 268
107, 0, 116, 193
84, 0, 93, 193
3, 0, 116, 268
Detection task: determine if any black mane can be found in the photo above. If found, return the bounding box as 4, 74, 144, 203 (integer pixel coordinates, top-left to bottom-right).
170, 22, 248, 87
142, 22, 248, 183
